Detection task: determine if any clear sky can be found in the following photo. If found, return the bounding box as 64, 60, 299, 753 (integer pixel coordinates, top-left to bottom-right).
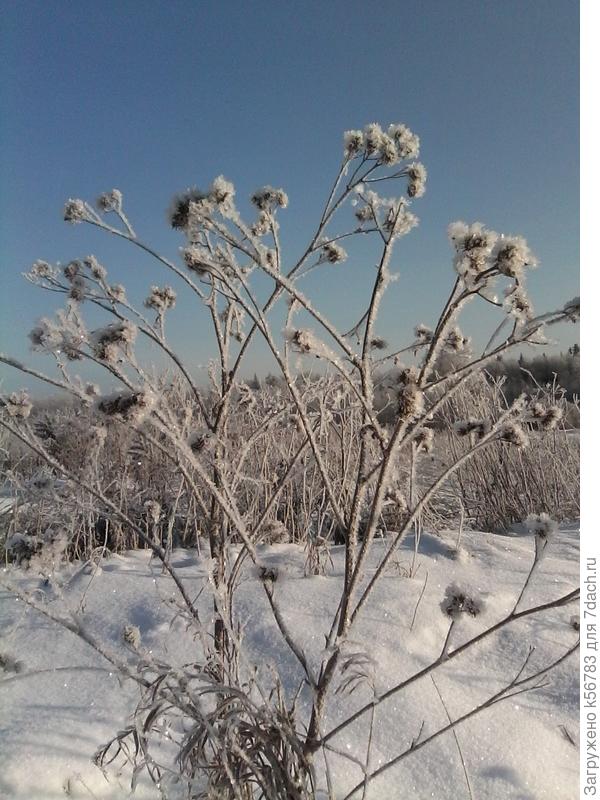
0, 0, 579, 394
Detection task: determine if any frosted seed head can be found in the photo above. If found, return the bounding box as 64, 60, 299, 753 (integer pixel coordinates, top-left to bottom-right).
4, 391, 33, 419
105, 284, 125, 303
441, 583, 484, 619
251, 211, 271, 237
529, 402, 563, 431
320, 241, 348, 264
181, 246, 209, 275
370, 337, 388, 351
209, 175, 235, 207
444, 327, 470, 353
83, 255, 107, 281
97, 389, 156, 425
0, 652, 25, 674
498, 422, 529, 448
524, 512, 557, 541
64, 199, 88, 223
258, 565, 278, 584
90, 321, 137, 361
406, 162, 427, 198
63, 260, 82, 282
504, 287, 533, 322
285, 328, 315, 355
68, 275, 87, 302
414, 323, 433, 342
123, 625, 141, 648
343, 129, 365, 157
414, 426, 434, 453
378, 133, 399, 165
524, 512, 557, 561
453, 419, 490, 440
492, 235, 537, 278
168, 188, 209, 230
96, 189, 123, 214
570, 614, 580, 632
251, 185, 288, 211
387, 123, 420, 159
29, 260, 54, 279
397, 382, 424, 419
363, 123, 385, 156
144, 285, 177, 313
144, 500, 162, 524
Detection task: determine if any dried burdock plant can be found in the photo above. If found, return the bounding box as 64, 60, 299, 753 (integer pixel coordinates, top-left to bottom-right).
0, 120, 579, 798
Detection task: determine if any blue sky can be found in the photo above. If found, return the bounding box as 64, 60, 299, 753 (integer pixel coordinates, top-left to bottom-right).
0, 0, 579, 393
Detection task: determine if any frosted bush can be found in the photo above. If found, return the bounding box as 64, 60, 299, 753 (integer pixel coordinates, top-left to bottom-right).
0, 120, 580, 799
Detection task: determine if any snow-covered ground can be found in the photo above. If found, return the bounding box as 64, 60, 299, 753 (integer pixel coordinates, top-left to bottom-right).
0, 525, 579, 799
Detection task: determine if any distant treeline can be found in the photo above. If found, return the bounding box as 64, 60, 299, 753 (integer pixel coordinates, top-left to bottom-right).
23, 344, 579, 420
485, 344, 580, 403
251, 344, 580, 406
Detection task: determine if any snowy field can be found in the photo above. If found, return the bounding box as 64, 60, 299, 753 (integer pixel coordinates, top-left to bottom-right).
0, 525, 579, 799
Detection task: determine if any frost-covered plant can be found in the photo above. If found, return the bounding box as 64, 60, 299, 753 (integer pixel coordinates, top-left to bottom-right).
439, 376, 579, 530
0, 120, 579, 798
440, 582, 485, 619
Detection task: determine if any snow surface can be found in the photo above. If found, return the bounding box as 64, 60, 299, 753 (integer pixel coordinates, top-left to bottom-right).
0, 525, 579, 799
